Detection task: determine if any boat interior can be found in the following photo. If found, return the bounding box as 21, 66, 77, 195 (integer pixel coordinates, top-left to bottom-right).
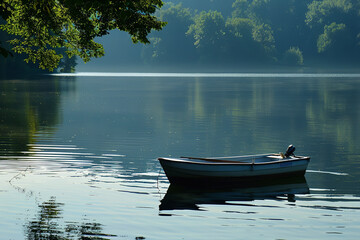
179, 153, 300, 164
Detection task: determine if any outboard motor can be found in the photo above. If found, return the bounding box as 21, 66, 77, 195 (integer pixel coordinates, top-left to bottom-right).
285, 145, 296, 158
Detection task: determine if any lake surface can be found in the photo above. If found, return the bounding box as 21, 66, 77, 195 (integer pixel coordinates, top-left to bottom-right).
1, 73, 360, 239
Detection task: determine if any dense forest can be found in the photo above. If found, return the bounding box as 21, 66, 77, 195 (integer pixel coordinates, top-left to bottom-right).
2, 0, 360, 75
78, 0, 360, 72
142, 0, 360, 69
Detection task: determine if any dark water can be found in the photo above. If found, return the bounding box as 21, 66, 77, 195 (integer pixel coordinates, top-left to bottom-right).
1, 73, 360, 239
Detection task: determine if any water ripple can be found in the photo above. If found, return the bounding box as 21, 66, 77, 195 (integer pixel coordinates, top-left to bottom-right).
307, 170, 349, 176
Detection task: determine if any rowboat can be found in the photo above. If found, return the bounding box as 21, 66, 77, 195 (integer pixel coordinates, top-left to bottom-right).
158, 145, 310, 185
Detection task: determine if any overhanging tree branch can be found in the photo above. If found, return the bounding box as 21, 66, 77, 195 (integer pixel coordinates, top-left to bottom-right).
0, 0, 166, 71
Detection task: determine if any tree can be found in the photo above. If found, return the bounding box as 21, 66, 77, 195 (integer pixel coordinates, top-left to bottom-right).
305, 0, 353, 27
143, 3, 195, 65
0, 0, 166, 71
252, 23, 275, 53
305, 0, 360, 59
186, 10, 227, 62
225, 17, 267, 63
249, 0, 311, 54
317, 22, 346, 52
226, 17, 254, 41
230, 0, 276, 61
283, 46, 304, 65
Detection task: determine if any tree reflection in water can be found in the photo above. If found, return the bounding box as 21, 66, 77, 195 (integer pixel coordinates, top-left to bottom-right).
25, 197, 117, 240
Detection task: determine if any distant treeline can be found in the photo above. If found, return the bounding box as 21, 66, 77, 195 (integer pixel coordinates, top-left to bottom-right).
142, 0, 360, 68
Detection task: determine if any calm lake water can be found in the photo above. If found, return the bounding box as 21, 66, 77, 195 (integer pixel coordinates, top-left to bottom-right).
1, 73, 360, 239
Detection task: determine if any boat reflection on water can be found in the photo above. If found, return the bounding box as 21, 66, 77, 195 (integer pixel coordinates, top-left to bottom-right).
159, 176, 309, 211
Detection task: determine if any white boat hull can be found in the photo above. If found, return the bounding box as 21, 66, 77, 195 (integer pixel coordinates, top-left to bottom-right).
158, 154, 310, 185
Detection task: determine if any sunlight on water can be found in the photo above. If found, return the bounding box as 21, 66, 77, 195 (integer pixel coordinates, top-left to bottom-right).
307, 170, 349, 176
2, 143, 359, 239
52, 72, 360, 78
0, 144, 360, 239
2, 141, 359, 239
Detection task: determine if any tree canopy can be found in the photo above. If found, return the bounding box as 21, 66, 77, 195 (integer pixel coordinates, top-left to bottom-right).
0, 0, 166, 71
